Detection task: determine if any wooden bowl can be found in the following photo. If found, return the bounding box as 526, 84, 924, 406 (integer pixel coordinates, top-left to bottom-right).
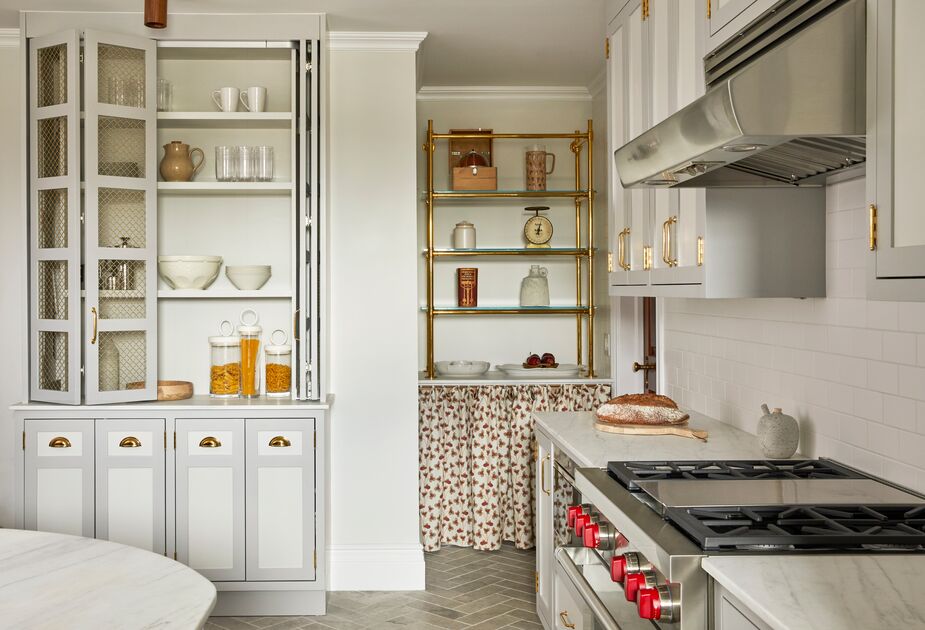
127, 380, 193, 401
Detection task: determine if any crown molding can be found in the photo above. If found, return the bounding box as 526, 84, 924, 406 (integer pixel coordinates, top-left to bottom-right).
0, 28, 20, 48
417, 86, 592, 102
328, 31, 427, 52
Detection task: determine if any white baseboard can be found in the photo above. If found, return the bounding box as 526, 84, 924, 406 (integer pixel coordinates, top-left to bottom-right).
328, 544, 426, 591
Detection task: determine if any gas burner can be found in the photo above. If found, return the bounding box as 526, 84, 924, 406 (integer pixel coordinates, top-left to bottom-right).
607, 459, 864, 490
667, 504, 925, 551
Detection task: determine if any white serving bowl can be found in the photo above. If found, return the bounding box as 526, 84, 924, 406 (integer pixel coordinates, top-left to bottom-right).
226, 265, 272, 290
158, 255, 222, 290
434, 360, 490, 377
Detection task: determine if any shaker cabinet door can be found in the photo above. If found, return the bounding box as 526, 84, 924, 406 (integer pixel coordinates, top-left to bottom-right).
176, 418, 246, 581
95, 418, 166, 553
23, 419, 95, 537
28, 30, 82, 404
82, 30, 158, 404
535, 429, 554, 627
245, 418, 316, 581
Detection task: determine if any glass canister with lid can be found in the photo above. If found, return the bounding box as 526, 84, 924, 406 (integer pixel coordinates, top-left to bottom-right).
238, 308, 262, 398
264, 329, 292, 397
209, 320, 240, 398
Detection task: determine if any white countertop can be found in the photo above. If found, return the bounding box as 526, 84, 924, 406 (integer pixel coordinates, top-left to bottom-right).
11, 393, 333, 411
703, 555, 925, 630
0, 528, 216, 629
533, 409, 768, 467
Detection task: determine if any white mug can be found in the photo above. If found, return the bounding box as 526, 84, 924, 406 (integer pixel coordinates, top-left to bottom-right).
240, 86, 267, 113
211, 87, 240, 112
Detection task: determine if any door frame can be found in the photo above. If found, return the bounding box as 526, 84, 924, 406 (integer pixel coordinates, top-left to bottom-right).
610, 296, 667, 395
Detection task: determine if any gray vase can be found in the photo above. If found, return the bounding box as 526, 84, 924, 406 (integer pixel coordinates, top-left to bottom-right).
757, 404, 799, 458
520, 265, 549, 307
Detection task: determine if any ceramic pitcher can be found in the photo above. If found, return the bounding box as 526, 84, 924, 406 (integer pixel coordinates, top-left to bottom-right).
520, 265, 550, 306
159, 140, 204, 182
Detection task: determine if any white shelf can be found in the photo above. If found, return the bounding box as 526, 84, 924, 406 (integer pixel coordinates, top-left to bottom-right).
157, 181, 293, 195
157, 111, 294, 128
157, 289, 293, 299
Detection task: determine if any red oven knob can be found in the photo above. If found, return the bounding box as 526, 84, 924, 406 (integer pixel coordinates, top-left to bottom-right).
610, 555, 628, 582
574, 513, 591, 536
567, 505, 582, 528
637, 587, 662, 620
582, 522, 600, 548
624, 572, 646, 601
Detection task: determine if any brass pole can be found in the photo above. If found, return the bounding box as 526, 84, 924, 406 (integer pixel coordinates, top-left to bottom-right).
431, 132, 589, 140
587, 119, 595, 378
571, 131, 583, 367
425, 119, 435, 379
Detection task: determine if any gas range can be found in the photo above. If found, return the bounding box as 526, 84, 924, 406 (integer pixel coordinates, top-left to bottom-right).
559, 458, 925, 629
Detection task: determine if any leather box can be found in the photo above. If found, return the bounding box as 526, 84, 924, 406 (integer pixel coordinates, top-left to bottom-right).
452, 165, 498, 191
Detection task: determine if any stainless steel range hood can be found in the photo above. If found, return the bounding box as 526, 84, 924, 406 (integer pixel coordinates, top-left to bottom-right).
614, 0, 866, 188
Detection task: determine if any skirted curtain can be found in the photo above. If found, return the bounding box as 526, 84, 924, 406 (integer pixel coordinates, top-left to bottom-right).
419, 383, 611, 552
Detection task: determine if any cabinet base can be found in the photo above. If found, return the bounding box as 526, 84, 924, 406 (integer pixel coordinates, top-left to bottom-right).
213, 589, 326, 616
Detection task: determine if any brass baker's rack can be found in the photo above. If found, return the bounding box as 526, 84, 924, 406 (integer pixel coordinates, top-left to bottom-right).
422, 119, 596, 379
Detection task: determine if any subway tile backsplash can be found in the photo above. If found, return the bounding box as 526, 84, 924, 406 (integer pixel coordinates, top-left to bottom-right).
664, 177, 925, 494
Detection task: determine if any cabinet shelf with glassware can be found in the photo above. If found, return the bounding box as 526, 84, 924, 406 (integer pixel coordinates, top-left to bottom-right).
421, 120, 597, 379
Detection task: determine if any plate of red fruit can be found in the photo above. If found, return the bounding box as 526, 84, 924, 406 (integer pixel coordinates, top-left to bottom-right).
496, 353, 583, 378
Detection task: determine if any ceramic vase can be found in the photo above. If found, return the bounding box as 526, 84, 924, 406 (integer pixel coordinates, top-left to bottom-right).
757, 403, 799, 458
520, 265, 550, 306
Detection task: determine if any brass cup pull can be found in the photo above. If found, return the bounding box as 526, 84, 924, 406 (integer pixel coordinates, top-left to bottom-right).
268, 435, 291, 448
559, 611, 576, 629
198, 436, 222, 448
90, 307, 99, 345
48, 436, 72, 448
119, 436, 142, 448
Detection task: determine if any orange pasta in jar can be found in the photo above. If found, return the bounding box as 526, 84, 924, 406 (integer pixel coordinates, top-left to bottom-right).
238, 321, 262, 397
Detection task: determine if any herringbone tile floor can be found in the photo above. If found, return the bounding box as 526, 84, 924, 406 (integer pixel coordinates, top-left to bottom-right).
207, 544, 542, 630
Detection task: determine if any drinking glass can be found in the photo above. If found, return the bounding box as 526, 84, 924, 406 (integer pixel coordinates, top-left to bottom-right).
108, 77, 126, 106
215, 146, 235, 182
236, 146, 255, 182
157, 79, 173, 112
254, 146, 274, 182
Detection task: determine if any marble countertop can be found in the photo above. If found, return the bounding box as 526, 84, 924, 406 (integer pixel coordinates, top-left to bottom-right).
533, 409, 768, 467
704, 555, 925, 630
0, 528, 216, 629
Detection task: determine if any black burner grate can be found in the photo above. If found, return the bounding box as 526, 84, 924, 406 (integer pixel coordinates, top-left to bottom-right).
667, 504, 925, 551
607, 459, 864, 490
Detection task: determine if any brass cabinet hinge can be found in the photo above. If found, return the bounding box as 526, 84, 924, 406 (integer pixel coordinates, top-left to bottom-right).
313, 549, 317, 569
164, 431, 167, 449
643, 245, 653, 270
607, 252, 614, 273
22, 431, 25, 450
173, 431, 177, 449
869, 204, 878, 251
605, 37, 610, 59
707, 0, 712, 19
642, 0, 650, 20
697, 236, 704, 266
535, 571, 539, 593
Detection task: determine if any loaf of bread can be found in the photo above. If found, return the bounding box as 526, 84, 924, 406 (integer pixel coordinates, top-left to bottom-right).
595, 393, 689, 426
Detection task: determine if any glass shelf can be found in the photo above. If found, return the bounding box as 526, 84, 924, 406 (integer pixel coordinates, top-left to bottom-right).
428, 247, 590, 257
423, 305, 591, 315
432, 189, 590, 199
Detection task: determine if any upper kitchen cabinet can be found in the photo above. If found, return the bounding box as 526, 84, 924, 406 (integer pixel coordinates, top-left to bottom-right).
867, 0, 925, 299
705, 0, 780, 54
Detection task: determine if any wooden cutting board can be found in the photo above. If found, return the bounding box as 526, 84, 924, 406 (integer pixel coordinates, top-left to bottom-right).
594, 420, 709, 442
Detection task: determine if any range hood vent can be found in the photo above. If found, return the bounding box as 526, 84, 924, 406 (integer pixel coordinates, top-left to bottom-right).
614, 0, 866, 188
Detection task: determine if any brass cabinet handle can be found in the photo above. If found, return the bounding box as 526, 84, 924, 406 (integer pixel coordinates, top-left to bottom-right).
559, 611, 576, 629
48, 436, 72, 448
541, 454, 551, 496
869, 203, 877, 251
633, 362, 656, 372
697, 235, 704, 266
119, 436, 142, 448
198, 436, 222, 448
268, 435, 291, 448
90, 307, 98, 344
662, 216, 678, 266
617, 228, 631, 270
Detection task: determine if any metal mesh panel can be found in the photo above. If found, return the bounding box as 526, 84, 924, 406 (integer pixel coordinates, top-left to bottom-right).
98, 259, 146, 319
38, 331, 68, 392
37, 188, 68, 248
98, 330, 146, 391
37, 117, 68, 178
98, 116, 145, 178
97, 43, 145, 107
38, 260, 68, 320
37, 44, 67, 108
98, 188, 145, 248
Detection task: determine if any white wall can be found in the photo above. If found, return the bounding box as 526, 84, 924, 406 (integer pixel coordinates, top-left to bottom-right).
327, 41, 425, 589
416, 95, 610, 376
0, 41, 23, 528
664, 177, 925, 493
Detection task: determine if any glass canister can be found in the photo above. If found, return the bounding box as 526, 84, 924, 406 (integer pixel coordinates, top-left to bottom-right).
238, 308, 262, 398
209, 320, 240, 398
265, 329, 292, 397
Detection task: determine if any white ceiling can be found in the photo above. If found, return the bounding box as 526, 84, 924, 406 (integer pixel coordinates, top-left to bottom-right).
0, 0, 607, 87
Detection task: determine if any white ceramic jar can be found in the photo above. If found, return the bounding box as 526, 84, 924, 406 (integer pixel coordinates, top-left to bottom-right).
453, 221, 476, 249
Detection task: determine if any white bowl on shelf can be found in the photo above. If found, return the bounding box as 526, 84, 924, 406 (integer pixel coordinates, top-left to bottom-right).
226, 265, 272, 290
158, 255, 222, 290
434, 360, 490, 377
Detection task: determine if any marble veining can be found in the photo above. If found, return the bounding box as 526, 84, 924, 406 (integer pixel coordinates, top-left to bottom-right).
704, 555, 925, 630
533, 409, 770, 467
0, 528, 216, 629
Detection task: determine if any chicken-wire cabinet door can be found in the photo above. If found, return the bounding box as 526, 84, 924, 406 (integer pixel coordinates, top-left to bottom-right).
83, 30, 157, 404
29, 30, 81, 404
